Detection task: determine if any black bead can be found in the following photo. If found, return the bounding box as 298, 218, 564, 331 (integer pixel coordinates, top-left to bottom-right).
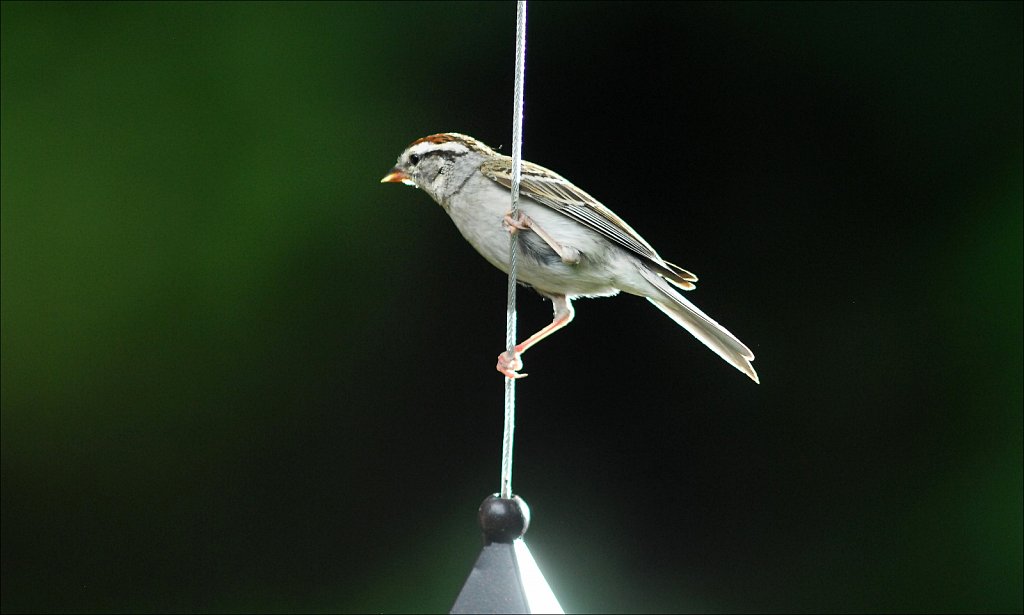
478, 494, 530, 544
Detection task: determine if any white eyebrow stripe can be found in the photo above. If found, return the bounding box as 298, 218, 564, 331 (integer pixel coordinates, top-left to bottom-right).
409, 140, 470, 156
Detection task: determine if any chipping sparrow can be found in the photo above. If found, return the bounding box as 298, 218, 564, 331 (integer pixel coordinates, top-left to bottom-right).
381, 133, 758, 383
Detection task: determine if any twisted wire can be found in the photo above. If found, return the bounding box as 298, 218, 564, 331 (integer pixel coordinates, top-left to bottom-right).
501, 0, 527, 500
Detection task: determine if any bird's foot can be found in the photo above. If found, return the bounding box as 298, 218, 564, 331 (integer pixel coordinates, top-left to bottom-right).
496, 350, 527, 379
502, 212, 531, 235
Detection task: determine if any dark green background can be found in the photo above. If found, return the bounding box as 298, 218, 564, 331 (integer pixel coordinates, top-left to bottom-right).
2, 1, 1021, 613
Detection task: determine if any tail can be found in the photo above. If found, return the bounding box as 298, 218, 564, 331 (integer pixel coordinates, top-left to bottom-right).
640, 269, 759, 383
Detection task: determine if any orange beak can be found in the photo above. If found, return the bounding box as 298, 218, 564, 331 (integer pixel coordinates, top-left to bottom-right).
380, 168, 413, 185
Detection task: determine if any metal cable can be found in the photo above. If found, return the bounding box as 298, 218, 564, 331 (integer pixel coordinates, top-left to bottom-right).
501, 0, 527, 500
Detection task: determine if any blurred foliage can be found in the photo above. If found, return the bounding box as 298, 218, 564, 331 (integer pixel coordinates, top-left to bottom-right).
2, 1, 1021, 613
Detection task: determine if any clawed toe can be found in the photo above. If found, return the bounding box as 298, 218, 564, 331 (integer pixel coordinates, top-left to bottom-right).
496, 350, 527, 379
502, 212, 530, 235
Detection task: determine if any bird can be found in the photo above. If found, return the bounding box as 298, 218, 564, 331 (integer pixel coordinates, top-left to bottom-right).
381, 133, 758, 383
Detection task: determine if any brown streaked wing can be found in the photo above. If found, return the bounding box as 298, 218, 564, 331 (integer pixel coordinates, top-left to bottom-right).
480, 158, 697, 286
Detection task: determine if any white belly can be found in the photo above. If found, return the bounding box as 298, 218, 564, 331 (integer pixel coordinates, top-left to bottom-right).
443, 181, 627, 298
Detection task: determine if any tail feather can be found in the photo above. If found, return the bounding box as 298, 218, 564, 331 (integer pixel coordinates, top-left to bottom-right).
639, 269, 759, 383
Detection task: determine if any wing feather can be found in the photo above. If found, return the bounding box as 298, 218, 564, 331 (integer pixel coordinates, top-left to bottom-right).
481, 158, 697, 288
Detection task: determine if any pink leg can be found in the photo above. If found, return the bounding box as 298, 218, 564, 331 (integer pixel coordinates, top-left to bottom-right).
497, 295, 575, 378
502, 213, 581, 265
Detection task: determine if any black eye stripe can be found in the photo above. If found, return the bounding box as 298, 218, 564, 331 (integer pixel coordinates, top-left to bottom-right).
408, 149, 469, 165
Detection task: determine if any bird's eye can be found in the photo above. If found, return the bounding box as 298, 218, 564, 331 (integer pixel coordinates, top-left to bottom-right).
409, 153, 421, 166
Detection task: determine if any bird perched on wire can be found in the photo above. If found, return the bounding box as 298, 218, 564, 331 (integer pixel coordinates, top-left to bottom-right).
381, 133, 758, 383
